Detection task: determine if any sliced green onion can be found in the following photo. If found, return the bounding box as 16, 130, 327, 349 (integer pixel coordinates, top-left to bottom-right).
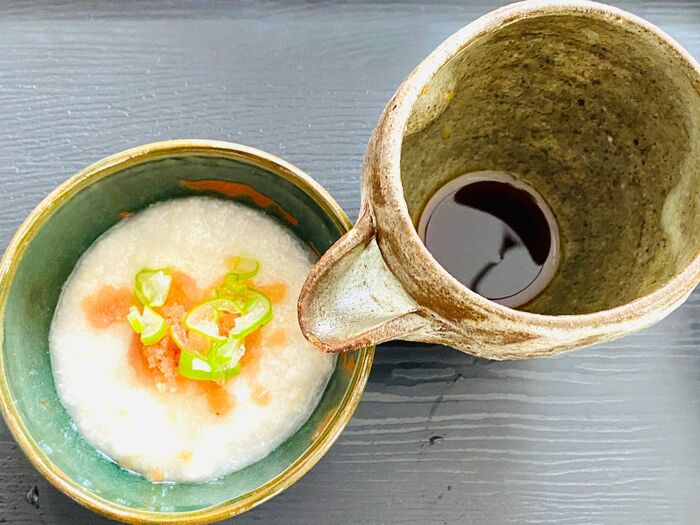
225, 256, 260, 283
207, 298, 240, 314
176, 336, 244, 382
210, 337, 245, 368
169, 323, 189, 352
184, 302, 225, 342
178, 348, 215, 381
140, 306, 167, 345
134, 268, 172, 307
214, 285, 240, 300
209, 338, 246, 381
126, 306, 145, 333
127, 305, 166, 345
227, 287, 273, 339
223, 363, 242, 379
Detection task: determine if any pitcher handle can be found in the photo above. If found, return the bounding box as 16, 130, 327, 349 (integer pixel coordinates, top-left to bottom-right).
298, 207, 428, 352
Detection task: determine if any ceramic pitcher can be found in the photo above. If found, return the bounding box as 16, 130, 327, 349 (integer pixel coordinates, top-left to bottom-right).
299, 0, 700, 359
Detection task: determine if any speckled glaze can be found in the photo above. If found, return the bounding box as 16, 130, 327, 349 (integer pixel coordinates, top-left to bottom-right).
299, 1, 700, 359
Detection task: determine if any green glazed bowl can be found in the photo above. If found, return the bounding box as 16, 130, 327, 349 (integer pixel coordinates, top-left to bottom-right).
0, 140, 374, 524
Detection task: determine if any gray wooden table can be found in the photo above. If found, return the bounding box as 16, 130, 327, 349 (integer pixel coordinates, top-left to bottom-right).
1, 1, 699, 523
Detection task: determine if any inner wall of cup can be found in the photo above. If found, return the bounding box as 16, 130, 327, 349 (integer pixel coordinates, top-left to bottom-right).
400, 13, 700, 315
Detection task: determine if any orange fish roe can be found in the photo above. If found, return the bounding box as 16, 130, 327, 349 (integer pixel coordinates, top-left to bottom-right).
159, 303, 187, 326
130, 326, 186, 392
130, 270, 238, 413
131, 325, 234, 414
188, 330, 212, 355
218, 311, 239, 334
87, 267, 279, 416
128, 332, 155, 386
82, 285, 134, 329
170, 321, 210, 355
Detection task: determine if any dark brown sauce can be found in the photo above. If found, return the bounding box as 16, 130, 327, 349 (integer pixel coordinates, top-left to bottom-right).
422, 180, 551, 302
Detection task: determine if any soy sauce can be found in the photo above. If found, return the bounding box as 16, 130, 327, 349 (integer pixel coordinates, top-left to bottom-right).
421, 180, 551, 303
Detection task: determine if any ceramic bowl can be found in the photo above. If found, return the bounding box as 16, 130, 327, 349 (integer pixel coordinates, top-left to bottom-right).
0, 140, 374, 524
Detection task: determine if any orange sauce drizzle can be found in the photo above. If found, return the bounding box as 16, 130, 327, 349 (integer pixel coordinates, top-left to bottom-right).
197, 381, 234, 416
255, 282, 287, 304
180, 179, 298, 226
241, 330, 267, 406
252, 385, 272, 406
83, 285, 134, 329
241, 329, 263, 376
265, 328, 287, 347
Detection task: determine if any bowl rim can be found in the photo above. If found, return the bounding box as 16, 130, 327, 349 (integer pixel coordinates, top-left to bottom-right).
0, 139, 375, 524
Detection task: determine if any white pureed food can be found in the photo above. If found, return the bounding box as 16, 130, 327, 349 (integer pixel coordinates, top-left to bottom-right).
50, 197, 335, 482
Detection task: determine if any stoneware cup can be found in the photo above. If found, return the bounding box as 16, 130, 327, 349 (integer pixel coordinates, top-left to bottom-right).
299, 0, 700, 359
0, 140, 373, 524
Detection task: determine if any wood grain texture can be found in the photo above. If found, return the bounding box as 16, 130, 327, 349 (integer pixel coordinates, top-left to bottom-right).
1, 1, 699, 523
